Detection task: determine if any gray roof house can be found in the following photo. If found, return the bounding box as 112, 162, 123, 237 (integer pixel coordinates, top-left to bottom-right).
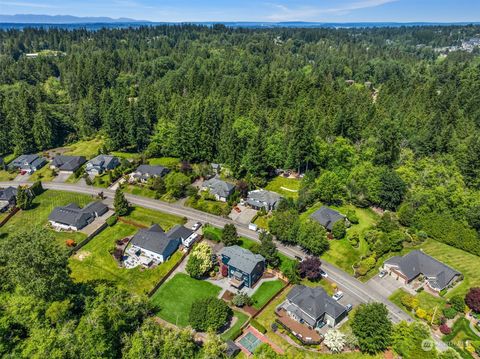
130, 224, 181, 263
219, 245, 265, 288
0, 186, 17, 212
166, 224, 198, 248
246, 189, 283, 211
310, 206, 346, 231
280, 285, 348, 328
383, 250, 461, 292
85, 155, 120, 176
51, 155, 86, 173
129, 165, 170, 183
202, 177, 235, 202
9, 154, 47, 173
48, 201, 108, 231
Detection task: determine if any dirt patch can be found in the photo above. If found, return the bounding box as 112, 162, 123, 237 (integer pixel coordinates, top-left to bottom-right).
43, 146, 70, 159
73, 250, 91, 261
118, 217, 148, 228
222, 290, 235, 301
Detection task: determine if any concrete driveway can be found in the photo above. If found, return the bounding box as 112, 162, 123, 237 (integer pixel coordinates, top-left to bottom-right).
229, 205, 257, 225
14, 173, 31, 183
366, 273, 409, 298
52, 172, 72, 183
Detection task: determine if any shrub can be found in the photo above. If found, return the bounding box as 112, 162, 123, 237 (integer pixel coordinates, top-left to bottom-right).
30, 181, 44, 196
439, 324, 451, 335
415, 308, 427, 319
106, 215, 118, 226
232, 292, 252, 307
250, 319, 266, 334
449, 295, 465, 313
401, 294, 419, 311
442, 307, 457, 319
465, 287, 480, 313
298, 256, 323, 281
346, 210, 359, 224
189, 297, 232, 332
332, 220, 347, 239
348, 232, 360, 248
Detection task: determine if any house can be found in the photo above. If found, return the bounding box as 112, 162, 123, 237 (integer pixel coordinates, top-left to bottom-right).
246, 189, 283, 211
85, 155, 120, 176
0, 187, 17, 212
383, 250, 461, 292
279, 285, 348, 328
129, 224, 180, 263
310, 206, 346, 231
51, 155, 86, 173
219, 245, 265, 288
166, 224, 198, 248
201, 177, 235, 202
9, 154, 47, 174
129, 164, 169, 183
48, 201, 108, 231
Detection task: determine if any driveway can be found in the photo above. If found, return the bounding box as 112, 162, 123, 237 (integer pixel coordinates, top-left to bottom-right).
52, 172, 72, 183
229, 204, 257, 225
366, 273, 411, 298
14, 173, 31, 183
80, 209, 115, 236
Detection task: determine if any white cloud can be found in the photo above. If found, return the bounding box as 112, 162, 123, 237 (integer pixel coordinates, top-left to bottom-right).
0, 0, 59, 8
267, 0, 399, 21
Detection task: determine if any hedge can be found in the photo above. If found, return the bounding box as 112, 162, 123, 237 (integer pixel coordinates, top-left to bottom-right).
250, 319, 267, 334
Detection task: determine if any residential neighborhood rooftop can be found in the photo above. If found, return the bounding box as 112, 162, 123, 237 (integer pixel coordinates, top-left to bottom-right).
310, 206, 345, 231
48, 201, 108, 229
0, 186, 17, 202
130, 224, 180, 256
220, 245, 265, 274
134, 164, 169, 177
203, 177, 235, 199
52, 155, 86, 172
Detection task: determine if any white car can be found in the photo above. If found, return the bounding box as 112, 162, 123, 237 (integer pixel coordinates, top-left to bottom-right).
332, 291, 344, 301
379, 270, 388, 278
319, 269, 328, 278
191, 222, 202, 231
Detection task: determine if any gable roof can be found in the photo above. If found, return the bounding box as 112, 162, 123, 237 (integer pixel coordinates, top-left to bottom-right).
166, 224, 194, 240
48, 201, 107, 229
52, 155, 86, 171
87, 155, 119, 169
310, 206, 345, 231
247, 189, 282, 208
130, 224, 180, 256
385, 250, 461, 290
9, 154, 46, 170
203, 177, 235, 198
220, 245, 265, 274
286, 285, 346, 326
0, 187, 17, 202
133, 164, 169, 178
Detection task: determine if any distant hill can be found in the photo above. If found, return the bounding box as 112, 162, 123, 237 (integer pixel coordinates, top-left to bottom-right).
0, 14, 148, 24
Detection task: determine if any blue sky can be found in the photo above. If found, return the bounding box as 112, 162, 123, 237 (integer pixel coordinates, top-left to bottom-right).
1, 0, 479, 22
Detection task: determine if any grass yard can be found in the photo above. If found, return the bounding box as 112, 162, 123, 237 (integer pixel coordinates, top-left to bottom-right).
91, 173, 111, 188
253, 213, 271, 230
150, 273, 222, 327
221, 310, 249, 341
389, 288, 446, 319
63, 137, 104, 159
0, 170, 18, 181
0, 190, 91, 247
3, 153, 16, 164
301, 278, 337, 296
126, 206, 186, 228
123, 184, 158, 199
302, 202, 378, 277
29, 165, 56, 182
278, 253, 297, 274
69, 222, 184, 296
202, 224, 223, 242
185, 194, 231, 217
265, 176, 301, 199
111, 151, 140, 160
148, 157, 181, 169
251, 280, 285, 310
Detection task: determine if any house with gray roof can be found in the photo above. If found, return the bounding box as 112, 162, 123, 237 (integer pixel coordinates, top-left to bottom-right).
48, 201, 108, 231
246, 189, 283, 211
129, 224, 181, 263
85, 155, 120, 176
166, 224, 198, 248
202, 177, 235, 202
219, 245, 265, 288
9, 154, 47, 174
279, 285, 348, 328
129, 164, 170, 183
383, 250, 461, 292
51, 155, 86, 173
0, 186, 17, 212
310, 206, 346, 231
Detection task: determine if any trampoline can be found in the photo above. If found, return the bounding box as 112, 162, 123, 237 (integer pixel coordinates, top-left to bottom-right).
238, 331, 262, 353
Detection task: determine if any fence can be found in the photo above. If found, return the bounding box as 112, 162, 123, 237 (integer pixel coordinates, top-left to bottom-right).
0, 207, 19, 227
70, 222, 108, 253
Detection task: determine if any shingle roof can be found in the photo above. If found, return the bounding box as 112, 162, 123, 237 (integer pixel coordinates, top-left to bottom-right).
48, 201, 107, 229
166, 224, 194, 240
135, 164, 169, 177
130, 224, 180, 256
310, 206, 345, 231
220, 245, 265, 274
0, 187, 17, 202
52, 155, 86, 171
9, 154, 46, 170
87, 155, 119, 170
384, 250, 461, 290
286, 285, 346, 326
203, 177, 235, 198
247, 189, 282, 208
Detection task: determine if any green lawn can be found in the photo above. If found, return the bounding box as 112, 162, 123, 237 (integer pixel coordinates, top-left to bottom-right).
301, 278, 337, 296
125, 206, 186, 228
221, 310, 249, 341
148, 157, 181, 169
302, 203, 378, 276
111, 151, 140, 160
91, 173, 111, 188
265, 176, 301, 199
251, 280, 285, 310
0, 170, 18, 181
389, 288, 446, 319
29, 165, 56, 182
442, 318, 480, 358
278, 252, 297, 274
253, 213, 271, 230
123, 184, 158, 199
202, 224, 223, 242
185, 194, 231, 217
63, 138, 105, 159
3, 153, 16, 164
150, 273, 222, 327
69, 221, 184, 296
0, 190, 91, 247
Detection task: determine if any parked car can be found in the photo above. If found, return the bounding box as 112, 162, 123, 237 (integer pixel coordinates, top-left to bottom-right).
332, 291, 344, 301
319, 269, 328, 278
191, 222, 202, 231
345, 304, 353, 312
379, 270, 388, 278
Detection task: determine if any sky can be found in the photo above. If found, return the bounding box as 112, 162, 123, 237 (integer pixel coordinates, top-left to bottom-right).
1, 0, 480, 23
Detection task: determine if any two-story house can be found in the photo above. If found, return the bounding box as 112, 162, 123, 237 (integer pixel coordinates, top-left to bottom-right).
219, 245, 265, 288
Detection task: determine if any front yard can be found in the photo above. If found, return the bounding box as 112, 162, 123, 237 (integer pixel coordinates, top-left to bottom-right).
0, 189, 91, 247
150, 273, 222, 327
29, 165, 56, 182
389, 288, 447, 320
442, 318, 480, 358
0, 170, 18, 181
185, 193, 231, 216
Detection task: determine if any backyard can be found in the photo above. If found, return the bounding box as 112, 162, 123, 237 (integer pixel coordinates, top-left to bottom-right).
251, 280, 285, 310
63, 137, 105, 159
265, 176, 300, 199
148, 157, 181, 169
150, 273, 222, 327
221, 310, 250, 341
0, 189, 91, 247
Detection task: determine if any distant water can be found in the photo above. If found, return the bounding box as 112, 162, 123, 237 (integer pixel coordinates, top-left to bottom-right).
0, 21, 479, 31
